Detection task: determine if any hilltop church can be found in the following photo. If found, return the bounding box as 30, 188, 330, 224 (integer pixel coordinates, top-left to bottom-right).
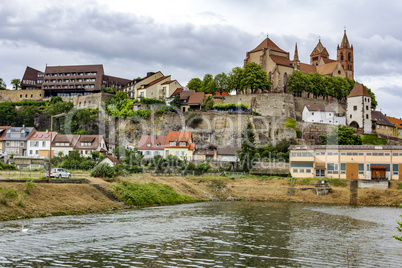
244, 30, 354, 93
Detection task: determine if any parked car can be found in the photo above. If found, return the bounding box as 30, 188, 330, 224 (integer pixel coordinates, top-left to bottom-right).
46, 168, 71, 179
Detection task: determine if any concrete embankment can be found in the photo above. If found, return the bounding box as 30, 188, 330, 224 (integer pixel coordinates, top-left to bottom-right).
1, 175, 401, 221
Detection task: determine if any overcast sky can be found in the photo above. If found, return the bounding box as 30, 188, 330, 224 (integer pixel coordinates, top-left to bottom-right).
1, 0, 401, 117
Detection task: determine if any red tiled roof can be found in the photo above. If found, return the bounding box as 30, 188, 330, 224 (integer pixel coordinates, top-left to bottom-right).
143, 76, 170, 88
249, 38, 287, 53
165, 131, 194, 150
387, 116, 402, 129
188, 92, 205, 105
28, 131, 57, 141
269, 55, 293, 67
170, 87, 183, 98
104, 155, 121, 165
348, 84, 371, 98
162, 80, 176, 85
299, 63, 317, 74
0, 126, 10, 141
180, 90, 195, 100
214, 91, 230, 96
138, 135, 167, 150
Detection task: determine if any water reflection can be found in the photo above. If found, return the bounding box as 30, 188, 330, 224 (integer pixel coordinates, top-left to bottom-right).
0, 202, 400, 267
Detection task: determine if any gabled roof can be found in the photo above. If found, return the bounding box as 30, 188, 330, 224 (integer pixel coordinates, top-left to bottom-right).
52, 134, 80, 147
188, 92, 204, 105
387, 116, 402, 129
348, 84, 371, 98
170, 87, 183, 98
249, 37, 287, 54
269, 55, 293, 67
304, 104, 335, 112
28, 131, 57, 141
0, 126, 10, 141
316, 62, 339, 76
74, 135, 105, 150
142, 75, 170, 88
372, 111, 394, 127
217, 146, 241, 156
299, 63, 317, 74
180, 90, 195, 100
138, 135, 167, 150
99, 155, 121, 165
162, 80, 177, 85
310, 40, 329, 57
165, 131, 195, 150
2, 127, 35, 141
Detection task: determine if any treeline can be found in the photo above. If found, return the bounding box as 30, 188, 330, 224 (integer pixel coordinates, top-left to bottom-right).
287, 70, 377, 109
0, 97, 99, 134
187, 63, 271, 94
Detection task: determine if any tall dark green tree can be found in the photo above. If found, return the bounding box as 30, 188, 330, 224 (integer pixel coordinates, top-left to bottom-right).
227, 67, 245, 94
10, 79, 21, 90
214, 72, 228, 95
238, 120, 257, 172
186, 78, 202, 91
242, 63, 271, 93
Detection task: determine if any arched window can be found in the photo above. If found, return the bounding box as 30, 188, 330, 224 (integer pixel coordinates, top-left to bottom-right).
283, 73, 287, 92
340, 52, 344, 61
348, 53, 351, 61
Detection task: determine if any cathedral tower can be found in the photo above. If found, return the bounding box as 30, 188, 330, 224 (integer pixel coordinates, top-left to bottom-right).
337, 30, 354, 80
310, 39, 329, 66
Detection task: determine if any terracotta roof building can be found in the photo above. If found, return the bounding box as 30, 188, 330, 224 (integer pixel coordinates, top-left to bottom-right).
27, 131, 57, 157
137, 135, 167, 159
387, 116, 402, 139
164, 131, 195, 160
74, 135, 108, 157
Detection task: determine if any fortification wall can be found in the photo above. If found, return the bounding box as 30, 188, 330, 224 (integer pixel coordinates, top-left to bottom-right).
223, 93, 296, 118
294, 96, 346, 121
62, 93, 114, 109
0, 89, 45, 102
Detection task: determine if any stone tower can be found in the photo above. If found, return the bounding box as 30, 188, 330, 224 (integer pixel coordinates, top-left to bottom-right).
310, 39, 330, 66
292, 42, 300, 70
346, 84, 371, 133
337, 30, 354, 80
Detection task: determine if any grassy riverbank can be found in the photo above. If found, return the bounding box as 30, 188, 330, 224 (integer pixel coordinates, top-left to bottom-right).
1, 172, 401, 221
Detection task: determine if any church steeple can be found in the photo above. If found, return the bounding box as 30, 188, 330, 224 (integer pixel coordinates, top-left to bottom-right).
293, 42, 300, 69
310, 39, 329, 66
337, 29, 354, 80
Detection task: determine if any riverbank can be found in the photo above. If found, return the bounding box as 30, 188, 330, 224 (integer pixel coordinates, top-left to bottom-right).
1, 175, 401, 221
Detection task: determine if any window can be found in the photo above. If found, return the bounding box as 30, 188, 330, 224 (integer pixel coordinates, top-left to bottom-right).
393, 164, 399, 175
179, 142, 186, 146
146, 151, 150, 155
20, 142, 24, 147
353, 106, 357, 111
299, 169, 305, 173
29, 150, 32, 155
181, 151, 185, 156
341, 163, 346, 174
80, 142, 92, 146
293, 168, 298, 173
306, 169, 311, 173
358, 163, 364, 174
176, 151, 180, 156
366, 114, 369, 119
315, 169, 325, 177
42, 141, 46, 147
366, 106, 369, 110
169, 141, 177, 146
327, 163, 339, 174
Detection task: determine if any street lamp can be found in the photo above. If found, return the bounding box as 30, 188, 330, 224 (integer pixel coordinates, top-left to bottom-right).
48, 113, 66, 183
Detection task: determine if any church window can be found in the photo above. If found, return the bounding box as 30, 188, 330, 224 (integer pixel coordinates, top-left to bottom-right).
353, 106, 357, 111
366, 106, 369, 110
312, 57, 318, 61
348, 53, 351, 61
340, 52, 344, 61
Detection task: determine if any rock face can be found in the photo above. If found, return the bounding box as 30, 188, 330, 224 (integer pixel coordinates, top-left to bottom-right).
99, 110, 297, 149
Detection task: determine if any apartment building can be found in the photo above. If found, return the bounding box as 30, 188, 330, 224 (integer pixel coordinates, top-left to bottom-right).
289, 145, 402, 180
373, 111, 396, 137
27, 131, 57, 157
2, 126, 36, 156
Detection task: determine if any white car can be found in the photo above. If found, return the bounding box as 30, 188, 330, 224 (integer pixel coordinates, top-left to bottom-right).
47, 168, 71, 179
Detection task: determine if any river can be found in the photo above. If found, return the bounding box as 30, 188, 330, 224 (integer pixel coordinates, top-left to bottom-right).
0, 202, 401, 267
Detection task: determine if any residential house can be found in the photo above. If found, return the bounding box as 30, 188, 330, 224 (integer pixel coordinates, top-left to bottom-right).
180, 90, 195, 112
289, 145, 402, 180
2, 126, 36, 156
193, 145, 217, 161
386, 116, 402, 139
74, 135, 108, 157
164, 131, 195, 160
159, 80, 182, 101
51, 134, 80, 157
27, 131, 57, 157
216, 146, 241, 162
372, 111, 395, 137
97, 155, 121, 167
302, 104, 346, 125
138, 135, 167, 159
0, 126, 10, 153
187, 92, 205, 111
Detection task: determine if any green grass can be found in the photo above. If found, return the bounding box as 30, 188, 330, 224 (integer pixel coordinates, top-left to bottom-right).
111, 181, 193, 207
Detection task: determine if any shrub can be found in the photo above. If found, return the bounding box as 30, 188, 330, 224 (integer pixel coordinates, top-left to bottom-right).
24, 181, 37, 194
90, 163, 116, 178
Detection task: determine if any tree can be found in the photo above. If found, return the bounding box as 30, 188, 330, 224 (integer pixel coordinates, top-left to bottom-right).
10, 79, 21, 90
113, 146, 126, 160
203, 96, 214, 111
227, 67, 245, 94
124, 148, 144, 173
214, 72, 228, 95
201, 74, 215, 94
187, 78, 202, 92
320, 125, 362, 145
393, 214, 402, 241
242, 63, 271, 94
365, 86, 378, 109
0, 78, 6, 90
91, 150, 100, 161
238, 120, 256, 172
170, 95, 181, 110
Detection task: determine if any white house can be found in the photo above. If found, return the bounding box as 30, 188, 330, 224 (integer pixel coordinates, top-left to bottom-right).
346, 83, 372, 133
97, 155, 121, 167
27, 131, 57, 158
51, 134, 80, 157
138, 135, 167, 159
302, 105, 346, 125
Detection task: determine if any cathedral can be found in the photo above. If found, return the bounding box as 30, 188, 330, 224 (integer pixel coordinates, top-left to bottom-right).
243, 30, 354, 93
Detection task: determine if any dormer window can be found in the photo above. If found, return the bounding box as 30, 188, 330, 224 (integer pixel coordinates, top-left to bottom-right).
147, 143, 151, 147
179, 142, 187, 146
169, 141, 177, 146
81, 142, 92, 146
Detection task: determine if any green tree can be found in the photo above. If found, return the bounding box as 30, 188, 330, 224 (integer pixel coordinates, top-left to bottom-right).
91, 150, 100, 161
238, 120, 256, 172
242, 63, 271, 94
113, 146, 126, 160
393, 214, 402, 241
365, 86, 377, 109
0, 78, 6, 90
201, 74, 215, 94
124, 148, 144, 172
187, 78, 202, 92
10, 79, 21, 90
214, 72, 228, 95
320, 125, 362, 145
170, 95, 181, 110
203, 96, 214, 111
227, 67, 245, 94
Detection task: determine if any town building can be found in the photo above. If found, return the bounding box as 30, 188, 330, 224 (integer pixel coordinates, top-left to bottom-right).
193, 145, 217, 161
164, 131, 195, 160
21, 64, 130, 97
97, 155, 121, 167
2, 126, 36, 156
346, 84, 372, 133
51, 134, 80, 157
179, 90, 195, 112
372, 111, 396, 137
0, 126, 10, 154
289, 145, 402, 180
27, 131, 57, 157
243, 30, 353, 93
187, 92, 205, 111
138, 135, 167, 159
387, 116, 402, 139
302, 104, 346, 125
74, 135, 108, 157
216, 146, 241, 162
123, 72, 181, 101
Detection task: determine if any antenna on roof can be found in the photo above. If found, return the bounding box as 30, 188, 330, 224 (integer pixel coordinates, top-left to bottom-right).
267, 33, 269, 39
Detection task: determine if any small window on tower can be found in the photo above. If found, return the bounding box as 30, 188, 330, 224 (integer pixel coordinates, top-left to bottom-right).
353, 106, 357, 111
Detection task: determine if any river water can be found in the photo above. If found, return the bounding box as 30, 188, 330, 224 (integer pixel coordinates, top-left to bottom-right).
0, 202, 401, 267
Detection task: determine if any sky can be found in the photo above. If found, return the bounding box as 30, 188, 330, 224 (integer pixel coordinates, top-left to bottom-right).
1, 0, 402, 118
